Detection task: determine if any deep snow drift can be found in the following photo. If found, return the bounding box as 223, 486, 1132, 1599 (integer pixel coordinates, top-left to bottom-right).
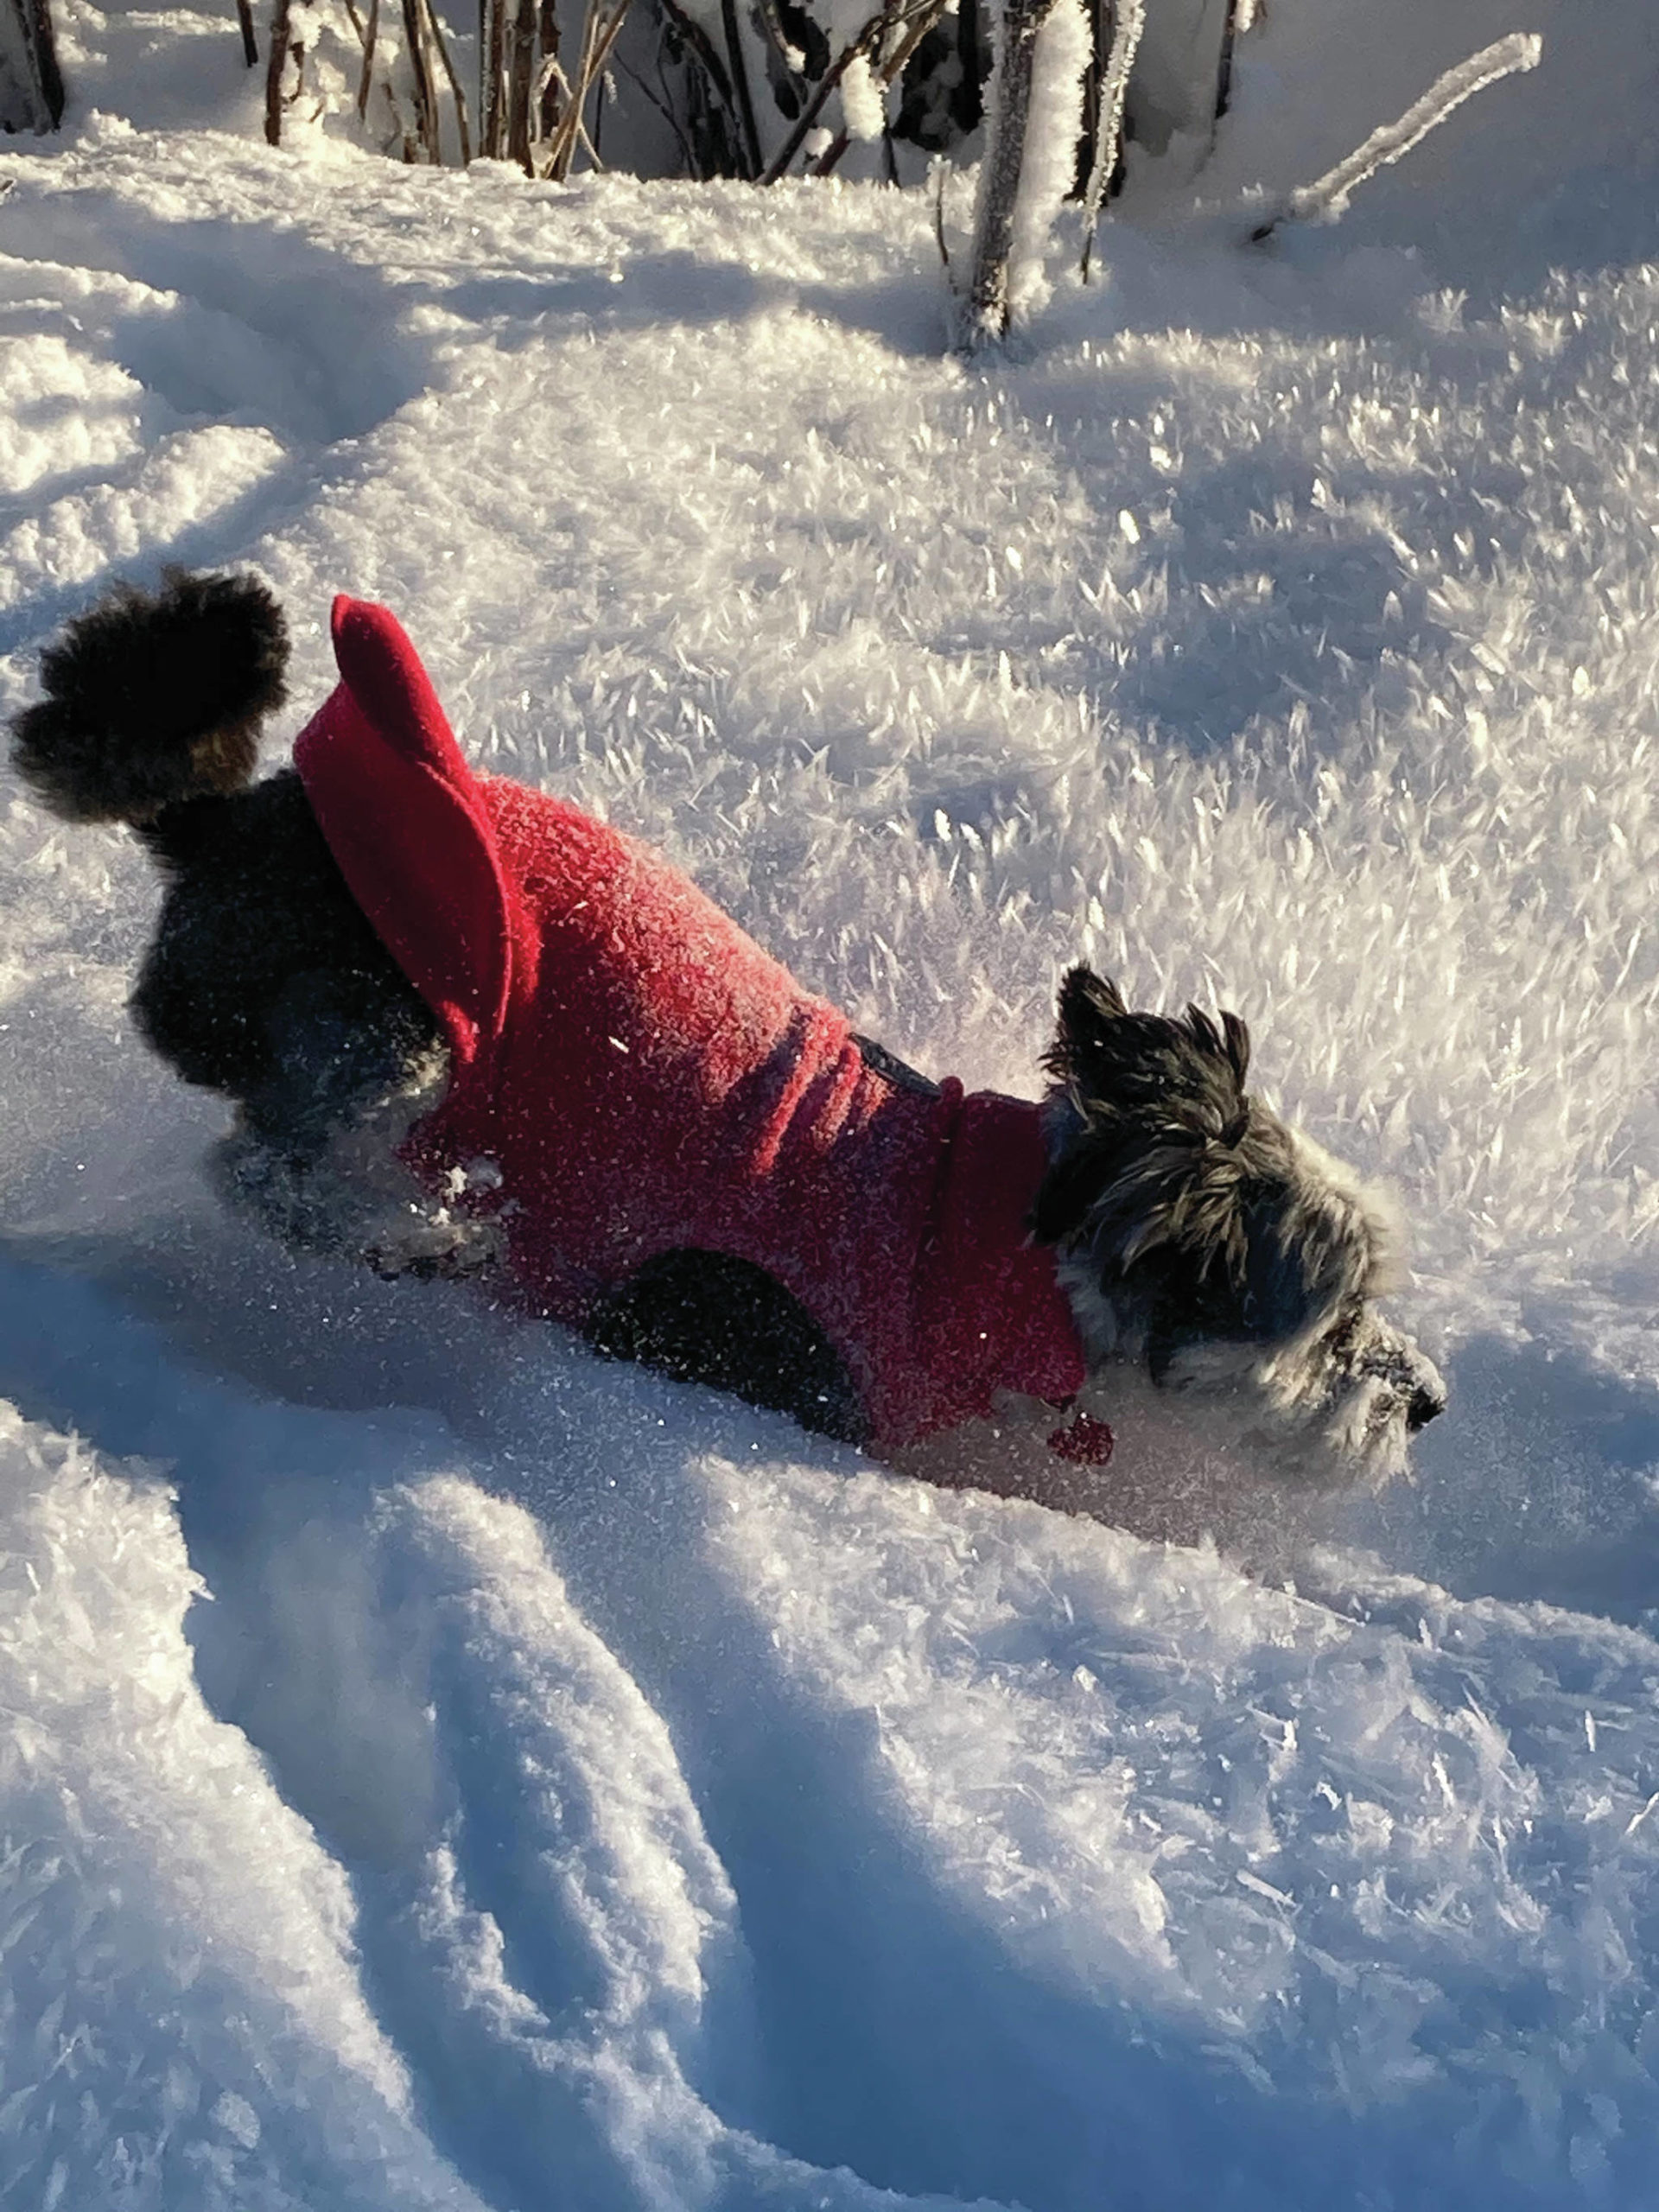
3, 0, 1659, 2204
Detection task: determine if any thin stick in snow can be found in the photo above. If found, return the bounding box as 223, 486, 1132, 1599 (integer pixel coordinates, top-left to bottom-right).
355, 0, 378, 116
1078, 0, 1144, 282
426, 0, 472, 162
720, 0, 762, 178
1252, 31, 1542, 240
264, 0, 292, 142
399, 0, 440, 157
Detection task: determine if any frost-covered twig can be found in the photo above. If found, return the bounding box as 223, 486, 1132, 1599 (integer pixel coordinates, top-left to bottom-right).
957, 0, 1089, 350
931, 153, 951, 272
755, 4, 884, 183
800, 0, 942, 176
541, 0, 630, 176
1251, 31, 1542, 240
803, 0, 945, 175
1077, 0, 1143, 280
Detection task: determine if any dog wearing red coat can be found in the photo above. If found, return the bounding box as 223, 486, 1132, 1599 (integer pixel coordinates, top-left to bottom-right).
10, 571, 1444, 1534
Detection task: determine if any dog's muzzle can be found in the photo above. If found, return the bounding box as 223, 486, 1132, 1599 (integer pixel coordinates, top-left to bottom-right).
1407, 1372, 1446, 1432
1361, 1332, 1446, 1435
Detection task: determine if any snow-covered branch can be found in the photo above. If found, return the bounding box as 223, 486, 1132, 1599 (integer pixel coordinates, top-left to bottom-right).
1254, 30, 1542, 238
1078, 0, 1145, 281
957, 0, 1089, 350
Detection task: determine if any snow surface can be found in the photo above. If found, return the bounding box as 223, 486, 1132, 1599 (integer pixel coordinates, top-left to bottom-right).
3, 0, 1659, 2203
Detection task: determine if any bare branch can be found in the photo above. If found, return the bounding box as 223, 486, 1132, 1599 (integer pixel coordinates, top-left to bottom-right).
264, 0, 292, 142
719, 0, 761, 176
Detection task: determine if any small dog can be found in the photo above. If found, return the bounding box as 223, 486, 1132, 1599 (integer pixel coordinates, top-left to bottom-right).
11, 570, 1444, 1535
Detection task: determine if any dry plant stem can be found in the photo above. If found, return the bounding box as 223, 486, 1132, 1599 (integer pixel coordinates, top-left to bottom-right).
235, 0, 258, 66
400, 0, 440, 156
354, 0, 378, 117
539, 6, 591, 173
759, 0, 938, 183
546, 0, 605, 172
932, 154, 952, 271
575, 10, 630, 162
657, 0, 750, 173
425, 0, 472, 160
380, 68, 415, 155
616, 47, 697, 168
719, 0, 762, 175
264, 0, 291, 140
27, 0, 64, 119
537, 0, 560, 134
481, 0, 505, 152
543, 0, 629, 178
507, 0, 536, 168
876, 0, 949, 92
534, 48, 572, 150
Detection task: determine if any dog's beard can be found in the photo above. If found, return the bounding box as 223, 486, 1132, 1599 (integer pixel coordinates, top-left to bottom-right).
1143, 1305, 1440, 1486
211, 1043, 502, 1281
1056, 1256, 1444, 1548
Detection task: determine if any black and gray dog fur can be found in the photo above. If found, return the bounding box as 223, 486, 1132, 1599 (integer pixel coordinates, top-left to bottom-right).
11, 569, 1445, 1520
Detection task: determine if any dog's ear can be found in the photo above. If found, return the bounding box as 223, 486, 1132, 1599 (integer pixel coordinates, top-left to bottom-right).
1041, 965, 1253, 1137
1042, 966, 1129, 1095
1035, 969, 1386, 1352
1033, 967, 1352, 1343
10, 569, 289, 823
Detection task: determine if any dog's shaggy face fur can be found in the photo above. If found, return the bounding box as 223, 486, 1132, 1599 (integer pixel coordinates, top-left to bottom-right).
10, 571, 1444, 1524
1030, 969, 1443, 1511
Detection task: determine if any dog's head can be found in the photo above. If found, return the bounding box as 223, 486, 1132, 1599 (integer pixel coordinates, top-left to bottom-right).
1032, 966, 1444, 1493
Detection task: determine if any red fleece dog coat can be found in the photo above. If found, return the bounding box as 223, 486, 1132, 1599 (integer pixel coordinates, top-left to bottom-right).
295, 597, 1105, 1459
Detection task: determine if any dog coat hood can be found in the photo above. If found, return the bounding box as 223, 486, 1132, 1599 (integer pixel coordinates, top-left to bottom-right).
294, 597, 1092, 1452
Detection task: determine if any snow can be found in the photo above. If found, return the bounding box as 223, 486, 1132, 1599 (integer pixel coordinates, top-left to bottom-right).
3, 0, 1659, 2202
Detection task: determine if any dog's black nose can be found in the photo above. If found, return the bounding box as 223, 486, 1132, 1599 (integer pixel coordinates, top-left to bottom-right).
1407, 1383, 1445, 1433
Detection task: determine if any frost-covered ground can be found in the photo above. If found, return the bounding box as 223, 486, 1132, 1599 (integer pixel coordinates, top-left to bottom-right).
3, 0, 1659, 2204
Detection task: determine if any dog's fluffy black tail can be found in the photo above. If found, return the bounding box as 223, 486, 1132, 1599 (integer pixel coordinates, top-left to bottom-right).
10, 569, 289, 823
